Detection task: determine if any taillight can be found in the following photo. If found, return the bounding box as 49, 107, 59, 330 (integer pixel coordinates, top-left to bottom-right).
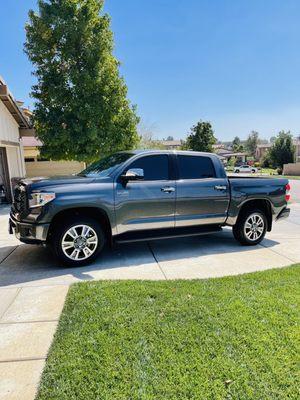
285, 183, 291, 202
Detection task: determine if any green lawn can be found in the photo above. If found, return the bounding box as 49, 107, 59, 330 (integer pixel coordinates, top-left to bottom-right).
37, 266, 300, 400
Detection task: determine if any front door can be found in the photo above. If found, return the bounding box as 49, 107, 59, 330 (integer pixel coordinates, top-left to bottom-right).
115, 154, 176, 234
0, 147, 11, 203
175, 154, 230, 226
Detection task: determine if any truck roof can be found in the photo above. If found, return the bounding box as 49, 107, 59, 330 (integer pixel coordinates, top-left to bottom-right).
128, 149, 218, 157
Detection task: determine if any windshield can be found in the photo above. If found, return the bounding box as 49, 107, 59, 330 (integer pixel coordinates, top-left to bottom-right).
78, 152, 133, 178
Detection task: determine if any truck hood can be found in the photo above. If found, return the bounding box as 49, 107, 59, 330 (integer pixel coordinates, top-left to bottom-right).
21, 175, 95, 190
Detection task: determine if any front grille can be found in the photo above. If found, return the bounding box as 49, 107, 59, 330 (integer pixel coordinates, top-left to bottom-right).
13, 184, 28, 214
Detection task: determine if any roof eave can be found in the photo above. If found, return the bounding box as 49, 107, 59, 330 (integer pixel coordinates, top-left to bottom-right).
0, 84, 31, 129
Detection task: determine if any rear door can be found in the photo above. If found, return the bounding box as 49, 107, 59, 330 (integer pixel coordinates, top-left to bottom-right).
115, 154, 176, 234
175, 154, 230, 227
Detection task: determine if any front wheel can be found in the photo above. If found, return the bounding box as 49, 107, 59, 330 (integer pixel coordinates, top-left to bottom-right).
51, 217, 105, 266
233, 209, 267, 246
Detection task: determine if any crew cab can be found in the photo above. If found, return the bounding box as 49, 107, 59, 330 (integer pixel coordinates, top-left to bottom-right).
9, 150, 290, 266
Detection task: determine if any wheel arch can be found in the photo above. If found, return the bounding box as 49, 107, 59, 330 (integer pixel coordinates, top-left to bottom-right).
236, 199, 273, 231
48, 207, 112, 243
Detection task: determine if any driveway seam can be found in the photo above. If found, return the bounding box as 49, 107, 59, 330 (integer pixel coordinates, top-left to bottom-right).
0, 245, 18, 265
0, 283, 70, 289
259, 243, 297, 264
0, 287, 21, 320
0, 356, 46, 363
0, 319, 59, 325
147, 242, 168, 280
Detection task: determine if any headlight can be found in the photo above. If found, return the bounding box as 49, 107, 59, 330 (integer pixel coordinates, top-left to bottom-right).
29, 192, 56, 208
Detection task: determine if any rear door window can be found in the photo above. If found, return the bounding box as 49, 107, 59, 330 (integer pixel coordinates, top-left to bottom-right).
177, 155, 216, 179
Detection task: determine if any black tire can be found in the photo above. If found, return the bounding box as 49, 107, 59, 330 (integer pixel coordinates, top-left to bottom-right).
233, 209, 267, 246
51, 216, 105, 266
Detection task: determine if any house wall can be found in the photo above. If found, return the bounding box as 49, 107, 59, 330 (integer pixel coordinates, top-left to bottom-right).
6, 146, 24, 178
0, 101, 20, 142
0, 100, 26, 200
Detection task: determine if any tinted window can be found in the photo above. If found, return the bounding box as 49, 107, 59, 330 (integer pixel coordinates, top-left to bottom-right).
178, 155, 216, 179
126, 155, 169, 181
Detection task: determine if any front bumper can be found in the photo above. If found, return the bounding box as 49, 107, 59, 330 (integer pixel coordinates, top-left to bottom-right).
9, 215, 50, 244
276, 207, 290, 221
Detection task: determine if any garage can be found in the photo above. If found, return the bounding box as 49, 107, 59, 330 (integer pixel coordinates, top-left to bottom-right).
0, 76, 30, 202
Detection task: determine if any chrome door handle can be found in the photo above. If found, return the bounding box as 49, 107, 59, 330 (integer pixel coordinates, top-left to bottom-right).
214, 185, 227, 191
161, 186, 175, 193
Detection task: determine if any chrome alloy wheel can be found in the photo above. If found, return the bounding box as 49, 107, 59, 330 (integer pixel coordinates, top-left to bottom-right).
244, 213, 265, 241
61, 225, 98, 261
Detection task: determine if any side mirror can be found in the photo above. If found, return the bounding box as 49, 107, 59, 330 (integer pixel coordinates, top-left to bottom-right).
121, 168, 144, 182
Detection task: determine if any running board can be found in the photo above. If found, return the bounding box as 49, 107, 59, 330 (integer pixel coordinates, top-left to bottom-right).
114, 225, 222, 244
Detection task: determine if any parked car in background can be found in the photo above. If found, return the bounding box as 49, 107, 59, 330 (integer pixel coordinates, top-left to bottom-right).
234, 165, 258, 173
9, 150, 290, 266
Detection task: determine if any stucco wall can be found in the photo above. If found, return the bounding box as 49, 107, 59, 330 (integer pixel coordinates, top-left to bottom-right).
283, 162, 300, 176
6, 146, 23, 177
25, 160, 86, 178
0, 100, 20, 142
0, 99, 26, 192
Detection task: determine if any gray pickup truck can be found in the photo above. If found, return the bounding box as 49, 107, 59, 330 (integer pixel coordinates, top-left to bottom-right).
9, 150, 290, 266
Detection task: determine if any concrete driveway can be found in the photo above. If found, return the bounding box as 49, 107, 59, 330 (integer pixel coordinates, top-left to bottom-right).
1, 179, 300, 399
1, 179, 300, 286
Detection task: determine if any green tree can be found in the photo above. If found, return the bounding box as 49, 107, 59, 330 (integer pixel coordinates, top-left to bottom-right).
232, 136, 244, 152
25, 0, 139, 162
260, 151, 273, 168
184, 121, 217, 152
227, 156, 237, 167
245, 131, 259, 156
269, 131, 295, 168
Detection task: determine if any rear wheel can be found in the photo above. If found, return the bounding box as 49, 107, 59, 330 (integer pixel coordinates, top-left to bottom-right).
51, 216, 105, 266
233, 209, 267, 246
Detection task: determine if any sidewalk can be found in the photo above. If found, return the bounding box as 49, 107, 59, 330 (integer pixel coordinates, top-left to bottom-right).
0, 285, 68, 400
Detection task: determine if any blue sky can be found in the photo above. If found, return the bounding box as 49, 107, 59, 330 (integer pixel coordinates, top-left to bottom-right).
1, 0, 300, 141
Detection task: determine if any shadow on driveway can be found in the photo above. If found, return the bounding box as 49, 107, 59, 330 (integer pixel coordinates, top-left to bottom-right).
0, 229, 281, 287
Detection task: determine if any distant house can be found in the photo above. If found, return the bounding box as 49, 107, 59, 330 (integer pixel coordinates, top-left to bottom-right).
256, 140, 300, 162
22, 136, 43, 162
212, 144, 229, 151
255, 144, 272, 160
214, 148, 249, 164
296, 140, 300, 162
0, 76, 32, 202
21, 135, 86, 178
160, 140, 182, 150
